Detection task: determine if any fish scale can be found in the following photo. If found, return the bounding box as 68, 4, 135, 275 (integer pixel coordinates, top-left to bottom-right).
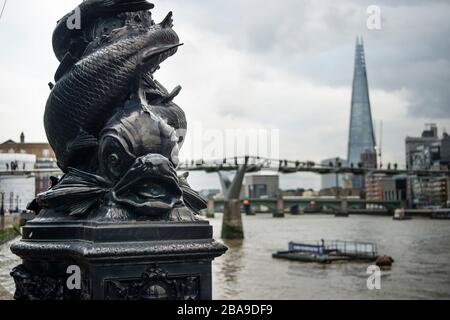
45, 27, 179, 170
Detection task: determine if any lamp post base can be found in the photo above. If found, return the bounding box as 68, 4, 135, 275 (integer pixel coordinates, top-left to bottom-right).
11, 220, 227, 300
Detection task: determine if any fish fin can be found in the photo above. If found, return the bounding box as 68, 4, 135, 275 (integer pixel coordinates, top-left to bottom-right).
66, 129, 99, 156
100, 0, 155, 13
68, 198, 99, 216
180, 171, 189, 179
142, 73, 157, 89
162, 85, 182, 103
54, 53, 78, 82
26, 199, 41, 215
154, 79, 170, 95
37, 168, 109, 216
49, 176, 60, 188
141, 43, 184, 64
181, 186, 208, 213
160, 11, 173, 29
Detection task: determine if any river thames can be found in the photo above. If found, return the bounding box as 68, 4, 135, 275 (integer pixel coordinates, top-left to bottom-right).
211, 214, 450, 300
1, 214, 450, 300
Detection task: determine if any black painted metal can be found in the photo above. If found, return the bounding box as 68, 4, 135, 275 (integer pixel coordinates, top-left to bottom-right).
11, 221, 225, 300
0, 192, 4, 216
10, 0, 227, 300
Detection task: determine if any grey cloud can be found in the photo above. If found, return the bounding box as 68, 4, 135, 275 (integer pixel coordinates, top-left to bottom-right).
1, 0, 449, 190
159, 0, 450, 118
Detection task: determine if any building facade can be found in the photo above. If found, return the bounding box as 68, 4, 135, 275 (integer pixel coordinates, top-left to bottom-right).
411, 177, 450, 208
282, 189, 305, 197
405, 124, 442, 170
243, 175, 280, 199
428, 177, 449, 207
1, 133, 59, 196
365, 174, 384, 201
365, 174, 407, 202
199, 189, 221, 199
441, 132, 450, 165
0, 132, 56, 162
320, 157, 347, 190
319, 187, 360, 198
0, 153, 37, 213
0, 153, 36, 171
405, 125, 450, 207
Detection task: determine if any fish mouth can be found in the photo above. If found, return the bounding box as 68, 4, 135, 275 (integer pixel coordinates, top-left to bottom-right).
83, 11, 181, 73
120, 177, 181, 209
138, 28, 181, 73
141, 42, 183, 68
137, 12, 180, 71
111, 154, 183, 215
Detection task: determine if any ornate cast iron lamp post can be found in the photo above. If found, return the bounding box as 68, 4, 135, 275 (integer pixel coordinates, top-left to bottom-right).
10, 0, 227, 300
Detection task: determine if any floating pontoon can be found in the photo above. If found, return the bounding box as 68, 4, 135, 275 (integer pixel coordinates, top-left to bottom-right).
273, 240, 379, 264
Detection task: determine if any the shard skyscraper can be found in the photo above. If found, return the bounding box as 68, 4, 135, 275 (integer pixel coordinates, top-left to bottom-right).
347, 37, 377, 189
348, 37, 376, 165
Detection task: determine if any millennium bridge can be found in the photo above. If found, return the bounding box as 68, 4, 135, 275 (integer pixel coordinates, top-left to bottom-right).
1, 155, 449, 177
1, 155, 448, 239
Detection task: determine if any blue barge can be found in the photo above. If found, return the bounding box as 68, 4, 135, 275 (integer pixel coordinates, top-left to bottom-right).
273, 240, 379, 264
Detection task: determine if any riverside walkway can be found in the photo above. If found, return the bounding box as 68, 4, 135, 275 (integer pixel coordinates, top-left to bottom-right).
0, 283, 12, 300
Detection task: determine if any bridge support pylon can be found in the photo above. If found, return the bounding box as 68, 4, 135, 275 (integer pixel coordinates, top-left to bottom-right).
222, 200, 244, 239
273, 197, 285, 218
206, 199, 215, 218
218, 157, 248, 240
336, 198, 349, 217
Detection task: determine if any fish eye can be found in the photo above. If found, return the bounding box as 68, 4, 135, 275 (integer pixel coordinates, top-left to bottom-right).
108, 154, 120, 167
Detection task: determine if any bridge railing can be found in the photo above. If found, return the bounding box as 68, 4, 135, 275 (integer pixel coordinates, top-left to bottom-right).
2, 155, 449, 177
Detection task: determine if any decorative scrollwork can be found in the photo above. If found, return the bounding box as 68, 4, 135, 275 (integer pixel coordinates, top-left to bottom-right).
106, 266, 200, 300
10, 265, 90, 300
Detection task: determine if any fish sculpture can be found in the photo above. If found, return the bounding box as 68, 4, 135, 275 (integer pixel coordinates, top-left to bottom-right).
46, 11, 181, 170
30, 0, 206, 222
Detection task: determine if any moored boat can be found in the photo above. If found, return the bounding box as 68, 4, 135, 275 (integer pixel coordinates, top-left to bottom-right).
431, 209, 450, 220
273, 240, 392, 266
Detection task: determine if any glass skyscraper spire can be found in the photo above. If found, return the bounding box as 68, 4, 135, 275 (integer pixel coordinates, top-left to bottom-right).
347, 37, 376, 167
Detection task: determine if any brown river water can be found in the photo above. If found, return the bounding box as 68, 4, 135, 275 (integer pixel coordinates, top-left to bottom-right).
1, 214, 450, 300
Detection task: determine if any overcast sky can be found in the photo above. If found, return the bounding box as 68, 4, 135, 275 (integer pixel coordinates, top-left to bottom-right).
0, 0, 449, 190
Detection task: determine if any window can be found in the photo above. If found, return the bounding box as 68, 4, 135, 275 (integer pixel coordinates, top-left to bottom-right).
249, 184, 268, 198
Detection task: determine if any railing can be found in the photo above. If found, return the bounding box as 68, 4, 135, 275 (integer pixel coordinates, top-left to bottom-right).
2, 156, 448, 177
325, 240, 378, 258
178, 156, 450, 177
288, 242, 326, 256
211, 198, 402, 209
289, 240, 378, 259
